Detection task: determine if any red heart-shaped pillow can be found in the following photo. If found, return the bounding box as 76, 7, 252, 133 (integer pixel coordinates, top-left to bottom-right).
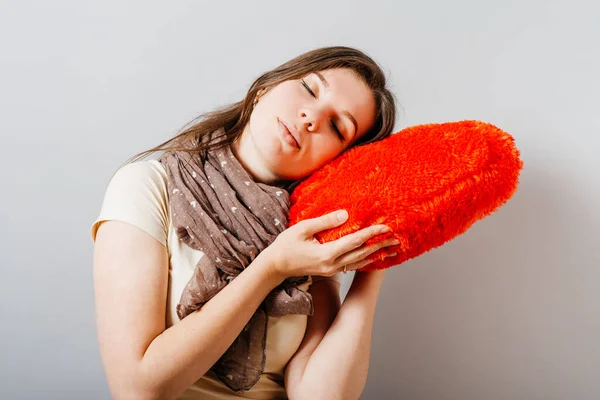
288, 120, 523, 271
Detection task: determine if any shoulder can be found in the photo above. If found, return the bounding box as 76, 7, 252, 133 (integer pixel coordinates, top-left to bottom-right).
91, 159, 170, 246
104, 160, 169, 202
110, 159, 168, 186
101, 160, 170, 216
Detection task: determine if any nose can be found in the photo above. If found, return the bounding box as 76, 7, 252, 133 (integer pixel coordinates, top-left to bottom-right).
299, 107, 325, 133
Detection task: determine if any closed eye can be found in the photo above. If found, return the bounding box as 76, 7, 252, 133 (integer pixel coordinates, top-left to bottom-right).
301, 79, 316, 97
300, 79, 345, 142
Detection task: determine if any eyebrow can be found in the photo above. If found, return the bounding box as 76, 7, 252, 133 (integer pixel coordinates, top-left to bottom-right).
313, 71, 359, 138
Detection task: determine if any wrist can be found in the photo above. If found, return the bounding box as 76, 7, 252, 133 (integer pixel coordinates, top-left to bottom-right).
347, 268, 386, 296
353, 268, 386, 284
254, 249, 287, 286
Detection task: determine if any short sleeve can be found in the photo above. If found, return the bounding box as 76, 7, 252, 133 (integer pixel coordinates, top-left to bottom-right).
311, 272, 344, 286
90, 160, 169, 247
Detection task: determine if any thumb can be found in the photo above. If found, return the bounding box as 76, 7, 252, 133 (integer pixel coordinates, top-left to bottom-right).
302, 210, 348, 236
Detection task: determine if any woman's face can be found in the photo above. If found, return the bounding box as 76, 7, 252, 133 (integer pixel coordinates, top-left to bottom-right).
233, 68, 377, 185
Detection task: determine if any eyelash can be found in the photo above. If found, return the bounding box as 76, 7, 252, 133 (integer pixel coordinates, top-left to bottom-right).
300, 79, 345, 141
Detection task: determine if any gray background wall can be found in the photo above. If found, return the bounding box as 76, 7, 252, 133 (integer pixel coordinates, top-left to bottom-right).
1, 0, 598, 399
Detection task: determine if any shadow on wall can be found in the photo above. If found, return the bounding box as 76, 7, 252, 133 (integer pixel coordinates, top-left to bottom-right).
366, 162, 600, 400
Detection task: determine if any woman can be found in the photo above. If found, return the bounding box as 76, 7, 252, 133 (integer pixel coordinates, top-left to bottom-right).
91, 45, 399, 400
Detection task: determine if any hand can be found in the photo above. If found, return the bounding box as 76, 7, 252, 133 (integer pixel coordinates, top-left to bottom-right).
261, 210, 399, 281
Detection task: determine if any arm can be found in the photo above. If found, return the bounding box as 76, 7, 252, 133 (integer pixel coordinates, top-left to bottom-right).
284, 270, 386, 400
284, 278, 341, 396
93, 220, 284, 400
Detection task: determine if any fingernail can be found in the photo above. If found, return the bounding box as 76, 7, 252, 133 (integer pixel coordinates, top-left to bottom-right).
337, 210, 348, 221
380, 226, 390, 233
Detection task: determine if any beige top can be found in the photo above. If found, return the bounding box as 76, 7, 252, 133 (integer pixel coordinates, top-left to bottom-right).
91, 160, 342, 399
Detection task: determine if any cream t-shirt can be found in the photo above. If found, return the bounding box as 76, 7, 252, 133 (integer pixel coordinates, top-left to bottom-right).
91, 160, 342, 399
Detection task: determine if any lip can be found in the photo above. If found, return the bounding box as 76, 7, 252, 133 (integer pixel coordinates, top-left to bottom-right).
278, 118, 300, 149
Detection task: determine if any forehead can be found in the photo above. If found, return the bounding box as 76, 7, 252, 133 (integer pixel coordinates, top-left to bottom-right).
311, 68, 376, 136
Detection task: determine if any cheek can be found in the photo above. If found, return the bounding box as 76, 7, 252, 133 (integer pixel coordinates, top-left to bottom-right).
312, 139, 344, 165
249, 101, 275, 132
251, 88, 298, 131
269, 84, 303, 110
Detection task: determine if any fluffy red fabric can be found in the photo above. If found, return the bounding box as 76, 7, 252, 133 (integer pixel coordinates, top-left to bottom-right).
288, 120, 524, 271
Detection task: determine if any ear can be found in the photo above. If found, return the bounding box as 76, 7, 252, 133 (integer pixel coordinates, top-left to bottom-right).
253, 88, 265, 106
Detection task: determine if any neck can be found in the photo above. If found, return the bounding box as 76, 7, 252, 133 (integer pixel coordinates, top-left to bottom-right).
231, 127, 290, 189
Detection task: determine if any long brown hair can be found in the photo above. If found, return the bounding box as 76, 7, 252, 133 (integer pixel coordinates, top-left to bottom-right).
124, 46, 398, 188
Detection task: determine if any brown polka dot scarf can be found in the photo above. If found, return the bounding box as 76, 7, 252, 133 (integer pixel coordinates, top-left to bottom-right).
159, 130, 314, 392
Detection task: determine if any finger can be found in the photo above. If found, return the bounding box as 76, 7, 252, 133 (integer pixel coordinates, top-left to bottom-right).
342, 258, 374, 272
299, 210, 349, 237
335, 238, 399, 267
326, 224, 391, 258
341, 251, 397, 273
